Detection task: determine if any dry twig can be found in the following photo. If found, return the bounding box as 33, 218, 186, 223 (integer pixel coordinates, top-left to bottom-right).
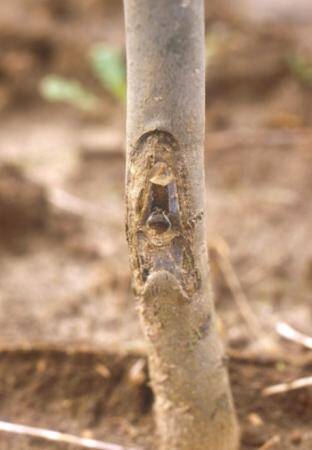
211, 237, 265, 340
262, 376, 312, 396
258, 435, 280, 450
276, 322, 312, 350
0, 420, 139, 450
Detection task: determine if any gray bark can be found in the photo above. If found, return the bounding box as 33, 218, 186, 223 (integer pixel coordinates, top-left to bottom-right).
124, 1, 239, 449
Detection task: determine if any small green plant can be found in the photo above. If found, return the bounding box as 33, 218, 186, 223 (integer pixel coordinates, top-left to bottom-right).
90, 45, 126, 102
39, 75, 99, 111
39, 45, 126, 110
205, 31, 220, 69
287, 54, 312, 86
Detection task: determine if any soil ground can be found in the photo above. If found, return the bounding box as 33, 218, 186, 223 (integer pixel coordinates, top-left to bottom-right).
0, 1, 311, 449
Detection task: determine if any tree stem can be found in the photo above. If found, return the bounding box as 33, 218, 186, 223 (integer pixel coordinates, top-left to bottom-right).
124, 1, 239, 449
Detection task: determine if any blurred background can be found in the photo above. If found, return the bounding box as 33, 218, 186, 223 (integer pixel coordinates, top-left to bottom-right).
0, 1, 311, 449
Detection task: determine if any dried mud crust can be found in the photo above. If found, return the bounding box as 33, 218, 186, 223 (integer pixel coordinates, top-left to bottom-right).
0, 347, 311, 450
0, 347, 153, 450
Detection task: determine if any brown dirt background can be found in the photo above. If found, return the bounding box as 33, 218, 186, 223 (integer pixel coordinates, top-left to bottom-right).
0, 1, 311, 449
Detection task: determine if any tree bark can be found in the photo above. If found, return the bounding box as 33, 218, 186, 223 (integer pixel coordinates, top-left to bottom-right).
124, 1, 239, 449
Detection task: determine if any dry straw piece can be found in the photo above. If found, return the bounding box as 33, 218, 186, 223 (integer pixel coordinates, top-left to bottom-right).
0, 420, 139, 450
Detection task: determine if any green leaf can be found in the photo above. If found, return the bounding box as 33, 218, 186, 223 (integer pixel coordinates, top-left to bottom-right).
90, 45, 126, 102
287, 54, 312, 86
205, 32, 219, 68
39, 75, 99, 111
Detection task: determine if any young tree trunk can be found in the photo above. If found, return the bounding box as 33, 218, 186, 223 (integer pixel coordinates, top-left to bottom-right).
124, 1, 239, 449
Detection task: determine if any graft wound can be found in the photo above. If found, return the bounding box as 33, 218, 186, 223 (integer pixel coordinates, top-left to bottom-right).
127, 131, 200, 297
